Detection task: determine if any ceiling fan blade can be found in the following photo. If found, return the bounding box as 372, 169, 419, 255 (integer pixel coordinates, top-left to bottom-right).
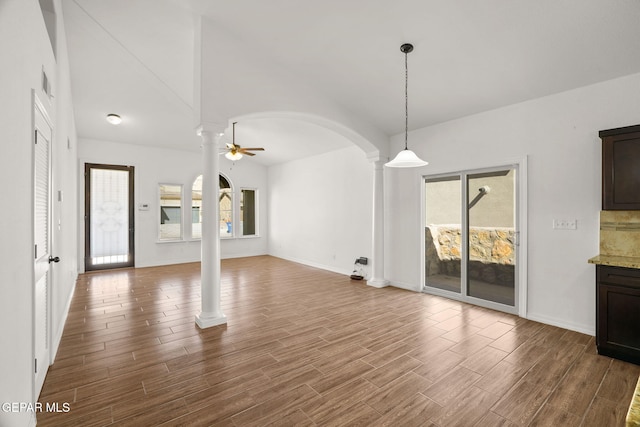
240, 147, 265, 151
239, 150, 256, 156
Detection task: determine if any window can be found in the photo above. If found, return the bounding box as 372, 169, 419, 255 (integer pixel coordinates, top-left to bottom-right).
159, 184, 182, 240
192, 175, 233, 238
219, 175, 233, 237
191, 176, 202, 239
241, 189, 258, 236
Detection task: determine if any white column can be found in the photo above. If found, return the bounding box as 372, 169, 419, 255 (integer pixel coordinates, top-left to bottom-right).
195, 127, 227, 328
368, 160, 389, 288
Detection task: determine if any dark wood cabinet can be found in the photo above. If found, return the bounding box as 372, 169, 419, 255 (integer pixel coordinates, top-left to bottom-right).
600, 124, 640, 210
596, 265, 640, 365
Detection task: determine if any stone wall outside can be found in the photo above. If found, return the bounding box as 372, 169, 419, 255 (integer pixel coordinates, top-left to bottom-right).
426, 225, 515, 286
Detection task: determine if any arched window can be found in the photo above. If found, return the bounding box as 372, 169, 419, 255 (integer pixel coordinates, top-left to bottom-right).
191, 174, 234, 238
219, 175, 233, 237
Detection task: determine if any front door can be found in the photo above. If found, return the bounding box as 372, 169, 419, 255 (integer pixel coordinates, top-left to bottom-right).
85, 163, 134, 271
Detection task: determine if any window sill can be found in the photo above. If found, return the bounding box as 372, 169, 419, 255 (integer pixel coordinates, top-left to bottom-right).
155, 235, 261, 243
156, 239, 187, 244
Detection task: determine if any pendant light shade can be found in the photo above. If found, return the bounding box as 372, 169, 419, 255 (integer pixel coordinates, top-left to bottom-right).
386, 148, 428, 168
385, 43, 428, 168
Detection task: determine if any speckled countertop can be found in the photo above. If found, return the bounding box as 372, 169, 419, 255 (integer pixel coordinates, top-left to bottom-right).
590, 211, 640, 269
588, 254, 640, 269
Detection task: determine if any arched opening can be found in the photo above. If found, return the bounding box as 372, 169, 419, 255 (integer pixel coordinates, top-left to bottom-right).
225, 111, 382, 163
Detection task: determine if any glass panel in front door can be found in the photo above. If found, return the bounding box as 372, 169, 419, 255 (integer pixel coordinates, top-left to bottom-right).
88, 167, 132, 269
466, 169, 516, 306
425, 176, 462, 293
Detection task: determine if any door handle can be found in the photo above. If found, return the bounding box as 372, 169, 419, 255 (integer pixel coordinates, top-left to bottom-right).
48, 256, 60, 264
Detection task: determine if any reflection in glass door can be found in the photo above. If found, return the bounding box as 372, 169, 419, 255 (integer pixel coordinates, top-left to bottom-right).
85, 163, 134, 271
425, 176, 462, 293
467, 170, 516, 306
424, 166, 518, 312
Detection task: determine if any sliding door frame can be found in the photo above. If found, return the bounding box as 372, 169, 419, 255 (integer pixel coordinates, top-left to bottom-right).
421, 157, 528, 317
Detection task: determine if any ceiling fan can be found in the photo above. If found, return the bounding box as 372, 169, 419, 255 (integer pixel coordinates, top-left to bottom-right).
222, 122, 265, 161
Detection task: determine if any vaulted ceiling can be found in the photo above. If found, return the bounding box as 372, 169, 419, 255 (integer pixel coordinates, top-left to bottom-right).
62, 0, 640, 165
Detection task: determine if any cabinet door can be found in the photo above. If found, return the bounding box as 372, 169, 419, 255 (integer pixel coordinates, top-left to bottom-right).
602, 130, 640, 210
596, 265, 640, 365
598, 284, 640, 345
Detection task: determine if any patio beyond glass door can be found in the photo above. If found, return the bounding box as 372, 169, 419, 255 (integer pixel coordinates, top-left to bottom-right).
424, 166, 518, 312
425, 176, 462, 293
467, 170, 516, 306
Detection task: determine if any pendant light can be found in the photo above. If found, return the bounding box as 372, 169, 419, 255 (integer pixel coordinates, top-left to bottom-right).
385, 43, 428, 168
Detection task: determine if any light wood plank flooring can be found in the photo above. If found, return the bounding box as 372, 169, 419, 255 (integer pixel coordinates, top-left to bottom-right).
38, 256, 639, 426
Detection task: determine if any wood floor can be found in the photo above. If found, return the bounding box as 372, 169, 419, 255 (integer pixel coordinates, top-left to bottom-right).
38, 256, 639, 426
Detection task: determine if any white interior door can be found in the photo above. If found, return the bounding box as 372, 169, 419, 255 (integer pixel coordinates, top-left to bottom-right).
33, 94, 53, 397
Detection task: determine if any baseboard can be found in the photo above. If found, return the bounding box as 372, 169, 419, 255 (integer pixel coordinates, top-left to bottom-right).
270, 253, 352, 277
51, 272, 77, 363
136, 252, 270, 268
388, 280, 422, 292
221, 251, 269, 260
526, 312, 594, 336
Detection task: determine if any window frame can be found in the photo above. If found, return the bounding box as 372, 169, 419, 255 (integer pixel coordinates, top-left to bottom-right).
191, 175, 203, 240
158, 183, 183, 242
240, 187, 259, 237
219, 174, 234, 239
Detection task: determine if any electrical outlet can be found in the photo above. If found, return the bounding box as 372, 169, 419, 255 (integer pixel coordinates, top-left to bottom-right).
553, 219, 577, 230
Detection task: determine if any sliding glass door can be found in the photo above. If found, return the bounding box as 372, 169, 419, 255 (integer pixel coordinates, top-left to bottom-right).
425, 176, 462, 293
424, 166, 518, 313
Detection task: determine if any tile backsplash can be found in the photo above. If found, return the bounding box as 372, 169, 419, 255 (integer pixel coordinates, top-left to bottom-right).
600, 210, 640, 257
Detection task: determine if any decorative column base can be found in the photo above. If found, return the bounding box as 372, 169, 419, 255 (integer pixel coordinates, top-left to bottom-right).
195, 312, 227, 329
367, 278, 389, 288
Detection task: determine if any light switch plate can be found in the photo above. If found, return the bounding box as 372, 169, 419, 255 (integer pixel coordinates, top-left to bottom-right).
553, 219, 577, 230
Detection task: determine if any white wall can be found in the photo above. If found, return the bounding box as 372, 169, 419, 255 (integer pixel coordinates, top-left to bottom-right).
268, 145, 373, 277
385, 72, 640, 335
50, 0, 79, 372
78, 139, 268, 269
0, 1, 78, 426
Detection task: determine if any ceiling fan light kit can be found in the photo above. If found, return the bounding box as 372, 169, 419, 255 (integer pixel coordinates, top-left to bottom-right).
225, 151, 243, 161
385, 43, 428, 168
222, 122, 265, 161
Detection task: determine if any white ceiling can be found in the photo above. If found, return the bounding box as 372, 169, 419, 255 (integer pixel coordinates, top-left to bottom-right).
62, 0, 640, 166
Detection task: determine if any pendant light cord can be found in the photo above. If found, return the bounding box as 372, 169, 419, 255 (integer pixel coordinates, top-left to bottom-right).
404, 49, 409, 150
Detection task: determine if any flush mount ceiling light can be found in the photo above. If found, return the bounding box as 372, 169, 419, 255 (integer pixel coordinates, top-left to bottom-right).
385, 43, 428, 168
106, 114, 122, 125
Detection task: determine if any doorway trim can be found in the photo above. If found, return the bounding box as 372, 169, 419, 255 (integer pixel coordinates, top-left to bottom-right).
420, 157, 528, 317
